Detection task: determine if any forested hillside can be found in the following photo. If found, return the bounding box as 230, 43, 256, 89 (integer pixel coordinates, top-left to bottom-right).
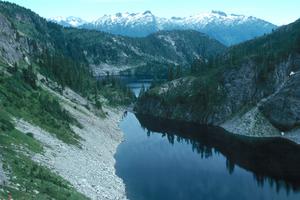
136, 18, 300, 135
63, 29, 226, 77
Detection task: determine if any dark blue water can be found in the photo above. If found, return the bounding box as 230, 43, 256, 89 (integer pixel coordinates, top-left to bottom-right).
115, 81, 300, 200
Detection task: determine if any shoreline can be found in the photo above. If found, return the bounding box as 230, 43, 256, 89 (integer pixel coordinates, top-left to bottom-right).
133, 110, 300, 145
221, 107, 300, 145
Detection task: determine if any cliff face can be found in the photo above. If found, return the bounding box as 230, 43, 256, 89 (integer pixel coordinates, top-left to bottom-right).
0, 13, 28, 64
135, 18, 300, 135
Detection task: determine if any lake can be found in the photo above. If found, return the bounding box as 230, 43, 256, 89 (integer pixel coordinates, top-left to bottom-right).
115, 79, 300, 200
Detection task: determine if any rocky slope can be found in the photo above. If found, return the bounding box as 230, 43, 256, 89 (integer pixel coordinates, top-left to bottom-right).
135, 18, 300, 137
0, 2, 133, 199
14, 80, 128, 200
52, 11, 277, 46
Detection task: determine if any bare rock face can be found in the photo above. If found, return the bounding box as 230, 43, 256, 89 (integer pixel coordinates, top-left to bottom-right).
0, 13, 24, 65
260, 72, 300, 131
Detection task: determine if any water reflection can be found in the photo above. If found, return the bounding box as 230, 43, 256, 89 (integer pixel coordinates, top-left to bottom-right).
136, 113, 300, 194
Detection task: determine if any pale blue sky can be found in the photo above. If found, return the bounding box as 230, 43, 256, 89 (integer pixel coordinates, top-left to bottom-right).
4, 0, 300, 25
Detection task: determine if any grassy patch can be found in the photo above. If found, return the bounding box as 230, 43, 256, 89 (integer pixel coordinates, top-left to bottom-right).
0, 110, 88, 199
0, 131, 88, 199
0, 73, 81, 145
0, 150, 89, 200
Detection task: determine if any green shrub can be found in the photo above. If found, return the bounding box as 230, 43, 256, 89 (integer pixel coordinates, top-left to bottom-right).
26, 132, 34, 138
0, 111, 14, 131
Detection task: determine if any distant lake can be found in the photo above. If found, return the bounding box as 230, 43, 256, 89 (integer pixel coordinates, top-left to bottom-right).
115, 80, 300, 200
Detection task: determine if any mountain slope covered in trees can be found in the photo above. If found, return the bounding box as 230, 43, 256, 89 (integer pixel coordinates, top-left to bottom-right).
135, 18, 300, 136
64, 28, 226, 77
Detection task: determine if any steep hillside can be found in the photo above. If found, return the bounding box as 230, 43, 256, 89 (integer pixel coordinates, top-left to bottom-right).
0, 2, 132, 199
52, 11, 277, 46
135, 18, 300, 136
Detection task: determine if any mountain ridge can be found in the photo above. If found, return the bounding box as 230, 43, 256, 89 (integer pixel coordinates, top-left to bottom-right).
50, 10, 277, 45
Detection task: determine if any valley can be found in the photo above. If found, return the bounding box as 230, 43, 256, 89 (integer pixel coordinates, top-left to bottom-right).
0, 1, 299, 200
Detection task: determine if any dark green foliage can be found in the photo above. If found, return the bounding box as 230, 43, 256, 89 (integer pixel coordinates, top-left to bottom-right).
64, 28, 226, 79
167, 66, 175, 81
139, 84, 146, 97
96, 76, 136, 106
7, 62, 18, 74
39, 52, 87, 94
26, 132, 34, 138
0, 127, 88, 200
22, 65, 37, 89
0, 111, 14, 131
38, 93, 76, 124
166, 65, 184, 81
0, 74, 81, 145
95, 100, 102, 110
137, 19, 300, 123
188, 18, 300, 88
224, 18, 300, 78
0, 1, 134, 107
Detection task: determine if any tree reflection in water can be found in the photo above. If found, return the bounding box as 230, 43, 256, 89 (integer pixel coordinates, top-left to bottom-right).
136, 113, 300, 194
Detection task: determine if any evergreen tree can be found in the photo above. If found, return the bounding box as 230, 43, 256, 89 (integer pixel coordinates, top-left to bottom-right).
175, 65, 182, 79
139, 84, 146, 97
167, 66, 174, 81
22, 65, 37, 89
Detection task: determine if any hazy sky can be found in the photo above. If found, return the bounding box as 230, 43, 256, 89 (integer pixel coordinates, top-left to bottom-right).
4, 0, 300, 25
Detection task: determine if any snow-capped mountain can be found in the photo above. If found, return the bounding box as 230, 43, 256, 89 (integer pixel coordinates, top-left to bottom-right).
83, 11, 159, 37
49, 11, 277, 45
49, 16, 87, 27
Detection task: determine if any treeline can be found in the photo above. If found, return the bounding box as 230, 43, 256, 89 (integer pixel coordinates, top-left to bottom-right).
187, 19, 300, 85
37, 50, 135, 106
38, 51, 94, 96
95, 75, 136, 106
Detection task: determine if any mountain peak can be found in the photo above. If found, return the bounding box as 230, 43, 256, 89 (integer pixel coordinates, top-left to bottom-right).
143, 10, 152, 15
211, 10, 227, 16
48, 16, 86, 27
50, 11, 277, 45
115, 12, 122, 17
